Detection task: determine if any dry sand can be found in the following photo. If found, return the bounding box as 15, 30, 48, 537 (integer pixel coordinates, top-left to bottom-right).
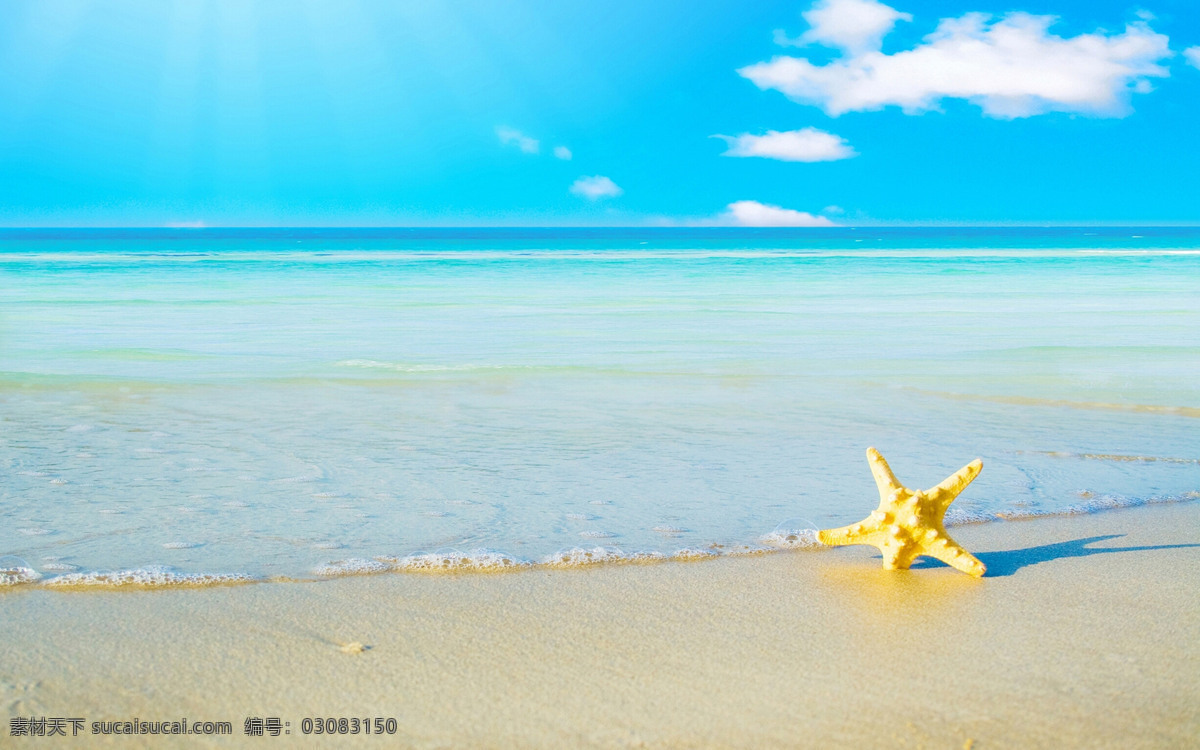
2, 501, 1198, 748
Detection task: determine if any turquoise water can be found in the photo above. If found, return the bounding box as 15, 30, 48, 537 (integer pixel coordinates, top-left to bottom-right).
2, 229, 1198, 585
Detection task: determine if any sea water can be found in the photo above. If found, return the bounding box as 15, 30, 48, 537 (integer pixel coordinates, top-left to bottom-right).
2, 228, 1198, 586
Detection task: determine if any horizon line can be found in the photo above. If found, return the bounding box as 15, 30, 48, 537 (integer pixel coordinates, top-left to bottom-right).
2, 224, 1200, 231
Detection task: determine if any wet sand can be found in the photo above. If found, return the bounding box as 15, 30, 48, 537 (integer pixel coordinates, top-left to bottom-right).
2, 501, 1197, 748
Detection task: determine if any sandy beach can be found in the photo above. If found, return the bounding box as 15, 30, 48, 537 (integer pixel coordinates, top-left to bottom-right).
2, 501, 1197, 748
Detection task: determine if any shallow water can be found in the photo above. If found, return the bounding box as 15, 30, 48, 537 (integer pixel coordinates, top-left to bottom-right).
2, 229, 1198, 585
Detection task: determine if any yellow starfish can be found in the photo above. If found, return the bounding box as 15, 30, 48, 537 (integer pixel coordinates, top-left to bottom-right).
818, 448, 987, 577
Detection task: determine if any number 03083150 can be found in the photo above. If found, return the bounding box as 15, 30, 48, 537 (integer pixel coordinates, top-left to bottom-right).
301, 718, 397, 735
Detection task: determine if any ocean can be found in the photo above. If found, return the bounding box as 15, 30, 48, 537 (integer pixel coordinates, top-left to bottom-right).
2, 228, 1198, 586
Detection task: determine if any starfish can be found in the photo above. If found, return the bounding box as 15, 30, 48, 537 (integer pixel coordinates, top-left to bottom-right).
818, 448, 987, 577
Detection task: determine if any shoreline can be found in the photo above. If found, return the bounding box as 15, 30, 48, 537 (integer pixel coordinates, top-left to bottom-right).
6, 495, 1197, 590
2, 501, 1198, 748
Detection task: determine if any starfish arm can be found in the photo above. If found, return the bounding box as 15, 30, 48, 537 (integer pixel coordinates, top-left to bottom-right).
923, 538, 987, 577
865, 447, 902, 499
933, 458, 983, 508
818, 523, 882, 548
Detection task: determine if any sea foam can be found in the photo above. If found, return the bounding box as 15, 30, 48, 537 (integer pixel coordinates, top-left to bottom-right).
312, 559, 391, 577
0, 557, 41, 586
541, 547, 630, 567
760, 528, 822, 549
382, 549, 530, 573
41, 566, 253, 589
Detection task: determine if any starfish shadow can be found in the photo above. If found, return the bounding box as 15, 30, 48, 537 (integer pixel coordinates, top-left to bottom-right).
908, 534, 1200, 577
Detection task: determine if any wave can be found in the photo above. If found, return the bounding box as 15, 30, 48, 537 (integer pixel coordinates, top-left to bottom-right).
1076, 249, 1200, 256
0, 556, 41, 586
380, 549, 529, 573
759, 528, 822, 549
908, 388, 1200, 418
943, 490, 1199, 525
4, 493, 1195, 589
8, 245, 1200, 266
311, 559, 392, 577
37, 566, 255, 589
335, 359, 536, 373
1025, 451, 1200, 465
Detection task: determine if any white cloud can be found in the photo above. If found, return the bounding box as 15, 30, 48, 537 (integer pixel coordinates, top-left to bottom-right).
553, 146, 573, 160
1186, 46, 1200, 70
741, 4, 1171, 118
496, 126, 540, 154
570, 175, 622, 200
720, 200, 835, 227
795, 0, 912, 54
716, 128, 856, 162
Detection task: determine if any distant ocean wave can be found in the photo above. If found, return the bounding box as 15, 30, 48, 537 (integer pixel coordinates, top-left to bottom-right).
335, 359, 536, 373
6, 248, 1200, 266
905, 388, 1200, 419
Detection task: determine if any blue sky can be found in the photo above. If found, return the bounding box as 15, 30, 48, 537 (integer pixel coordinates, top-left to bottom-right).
1, 0, 1197, 226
